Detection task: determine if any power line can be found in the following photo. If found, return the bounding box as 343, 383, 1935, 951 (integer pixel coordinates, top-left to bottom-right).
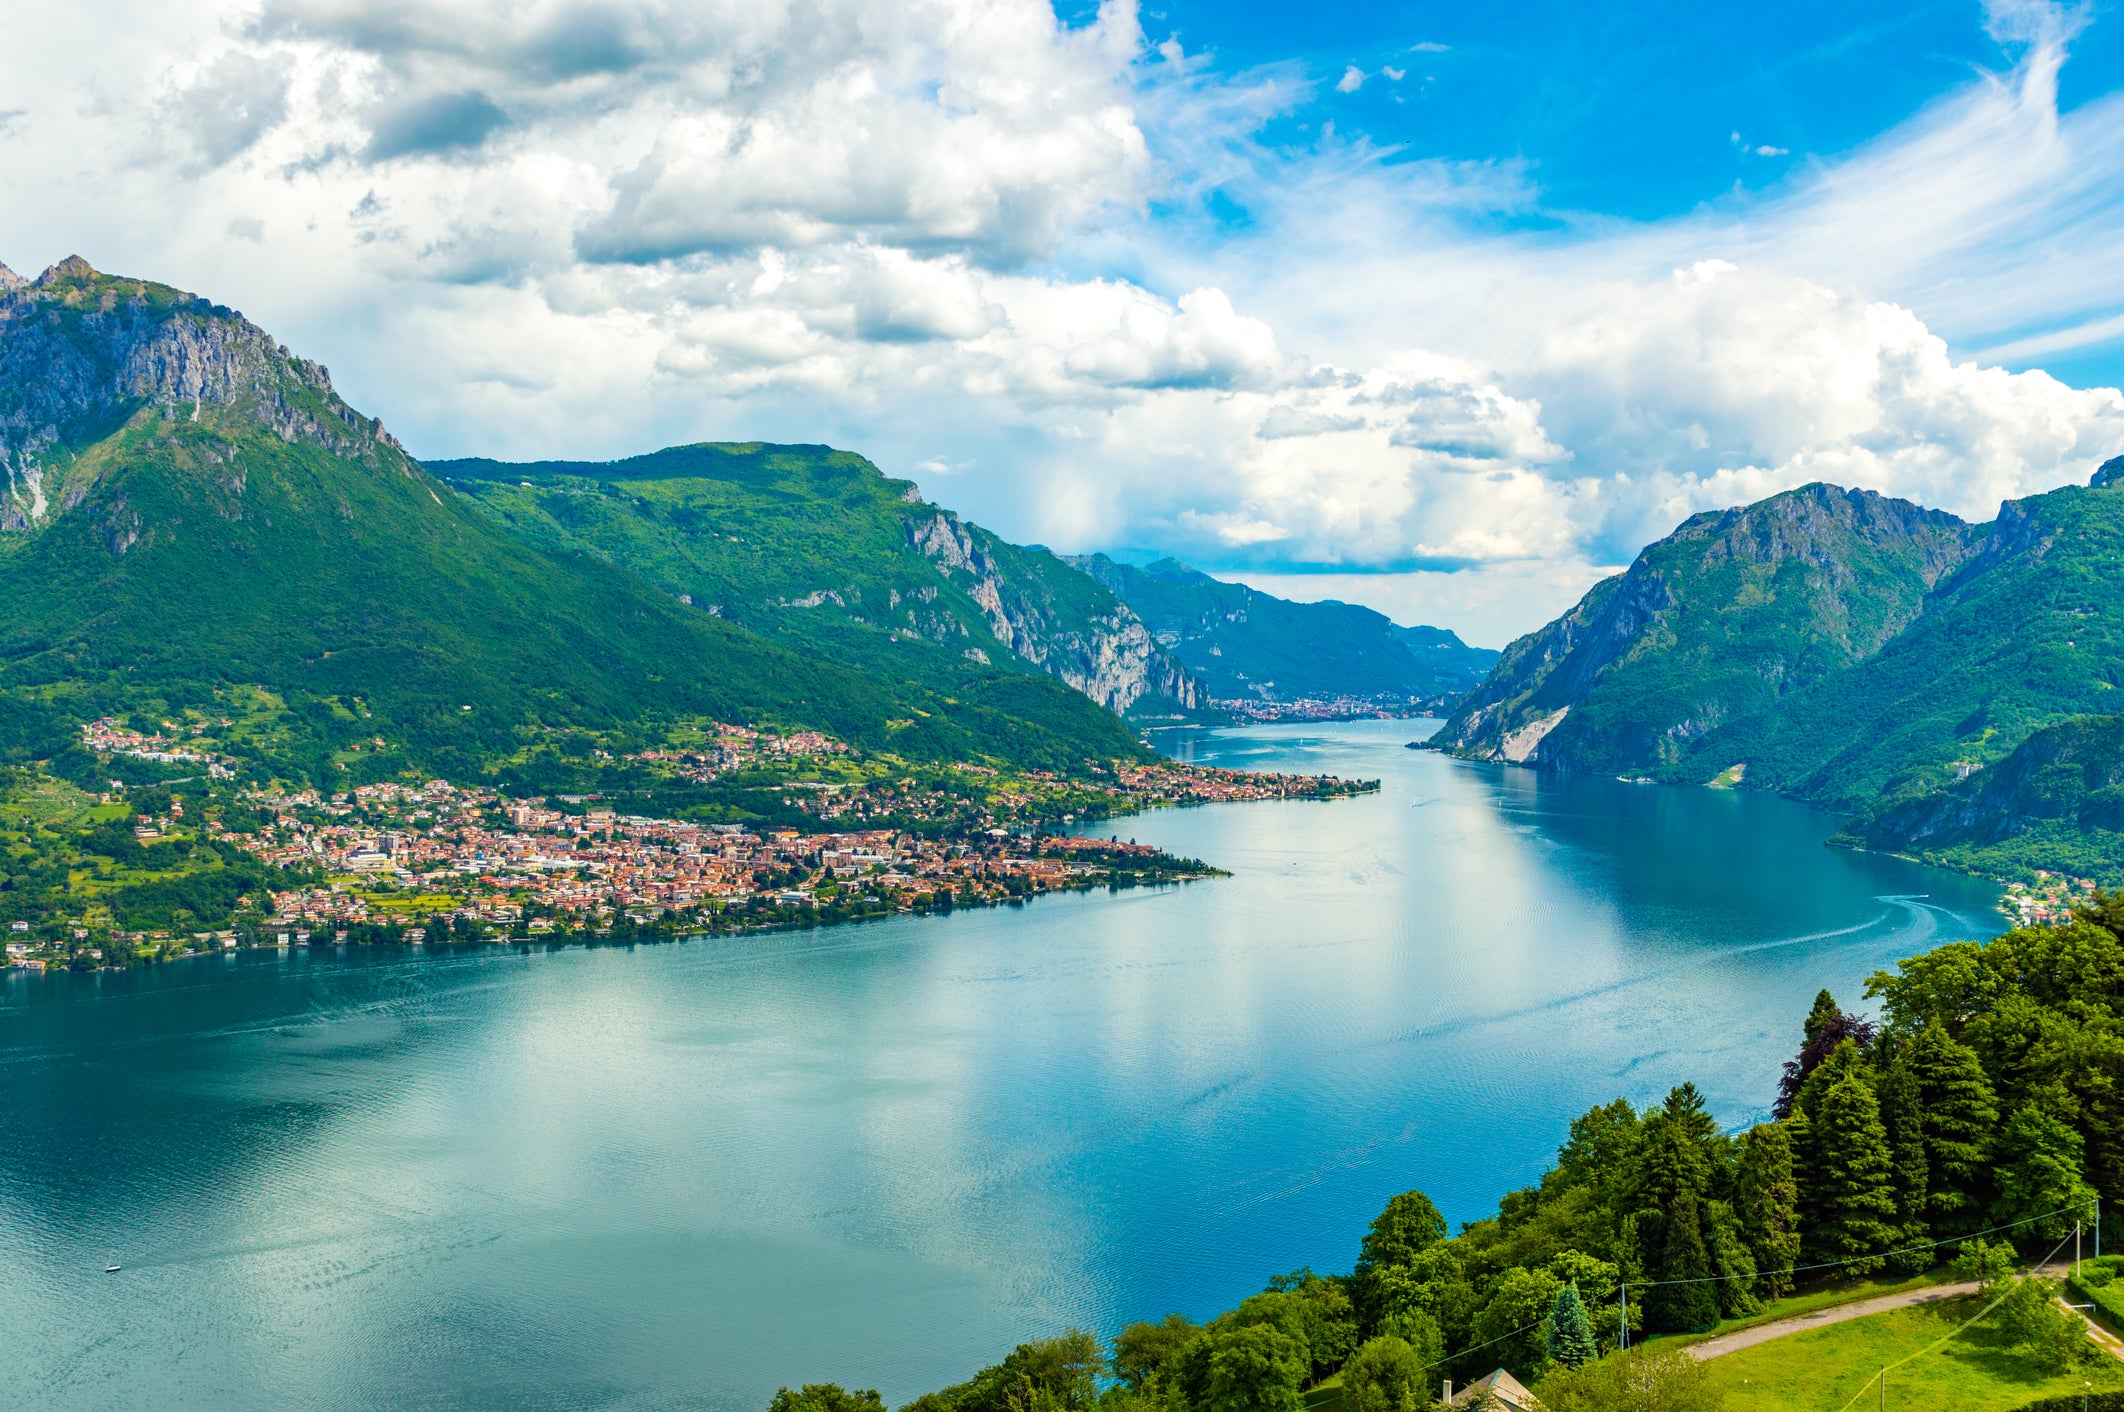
1620, 1199, 2098, 1290
1830, 1226, 2080, 1412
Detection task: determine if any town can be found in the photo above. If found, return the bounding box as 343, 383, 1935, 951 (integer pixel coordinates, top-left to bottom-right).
0, 719, 1379, 970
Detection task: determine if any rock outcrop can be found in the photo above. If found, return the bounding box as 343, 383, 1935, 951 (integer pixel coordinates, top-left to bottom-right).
907, 509, 1199, 714
0, 255, 409, 534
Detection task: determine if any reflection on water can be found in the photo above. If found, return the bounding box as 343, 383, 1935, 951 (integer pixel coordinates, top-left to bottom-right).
0, 720, 2000, 1411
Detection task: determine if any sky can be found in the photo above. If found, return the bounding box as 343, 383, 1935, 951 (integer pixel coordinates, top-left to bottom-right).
3, 0, 2123, 646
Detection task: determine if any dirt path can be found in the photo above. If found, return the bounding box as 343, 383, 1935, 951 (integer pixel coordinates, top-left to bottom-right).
1684, 1282, 1980, 1361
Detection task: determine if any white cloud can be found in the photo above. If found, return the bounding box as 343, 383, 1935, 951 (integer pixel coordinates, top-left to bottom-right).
0, 0, 2121, 650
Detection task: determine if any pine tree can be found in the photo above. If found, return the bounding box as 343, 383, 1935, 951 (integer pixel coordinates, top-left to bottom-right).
1875, 1048, 1932, 1273
1704, 1200, 1762, 1318
1805, 1062, 1900, 1274
1735, 1122, 1802, 1296
1648, 1190, 1721, 1333
1623, 1084, 1725, 1281
1907, 1018, 1999, 1235
1545, 1282, 1596, 1369
1804, 989, 1841, 1047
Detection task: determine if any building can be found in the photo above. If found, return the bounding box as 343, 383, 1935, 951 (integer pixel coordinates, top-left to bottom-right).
1446, 1369, 1538, 1410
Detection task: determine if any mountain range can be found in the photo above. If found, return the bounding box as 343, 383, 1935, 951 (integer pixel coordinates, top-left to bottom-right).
1428, 468, 2124, 881
1068, 555, 1497, 712
0, 256, 1484, 792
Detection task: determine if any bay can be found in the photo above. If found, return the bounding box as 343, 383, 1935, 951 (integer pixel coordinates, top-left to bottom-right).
0, 719, 2001, 1410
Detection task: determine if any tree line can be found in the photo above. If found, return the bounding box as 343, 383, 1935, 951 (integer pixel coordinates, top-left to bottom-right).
769, 895, 2124, 1410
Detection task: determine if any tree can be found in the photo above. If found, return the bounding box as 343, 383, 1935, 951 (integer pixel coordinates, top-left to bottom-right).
1264, 1272, 1358, 1380
1203, 1323, 1307, 1412
768, 1386, 884, 1412
1804, 1056, 1901, 1273
1951, 1236, 2016, 1295
1702, 1200, 1761, 1319
1991, 1100, 2097, 1242
1734, 1122, 1801, 1296
1906, 1018, 1998, 1235
1535, 1348, 1716, 1412
1647, 1190, 1719, 1333
1778, 990, 1880, 1118
1995, 1276, 2086, 1372
1468, 1265, 1563, 1380
1875, 1047, 1932, 1273
1373, 1306, 1445, 1376
1112, 1315, 1198, 1392
1357, 1191, 1448, 1277
1546, 1283, 1597, 1369
1340, 1336, 1428, 1412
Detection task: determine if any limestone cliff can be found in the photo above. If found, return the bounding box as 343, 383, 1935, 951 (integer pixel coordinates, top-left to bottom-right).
0, 255, 411, 535
906, 509, 1200, 715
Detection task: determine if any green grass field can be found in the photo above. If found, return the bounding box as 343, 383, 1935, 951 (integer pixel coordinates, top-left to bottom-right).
1704, 1295, 2124, 1411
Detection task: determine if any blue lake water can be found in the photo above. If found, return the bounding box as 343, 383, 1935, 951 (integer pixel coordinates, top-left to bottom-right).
0, 719, 2002, 1410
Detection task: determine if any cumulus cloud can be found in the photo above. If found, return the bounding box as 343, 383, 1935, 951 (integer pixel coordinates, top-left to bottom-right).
1, 0, 2121, 647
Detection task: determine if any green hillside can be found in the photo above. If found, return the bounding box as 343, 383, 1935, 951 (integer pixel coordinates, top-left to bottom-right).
1843, 715, 2124, 883
0, 259, 1146, 782
430, 444, 1203, 722
1432, 484, 1973, 771
1068, 554, 1497, 710
1427, 474, 2124, 879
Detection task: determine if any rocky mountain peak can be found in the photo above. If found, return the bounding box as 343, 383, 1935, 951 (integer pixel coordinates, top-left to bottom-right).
35, 255, 97, 286
0, 262, 23, 292
1, 262, 412, 533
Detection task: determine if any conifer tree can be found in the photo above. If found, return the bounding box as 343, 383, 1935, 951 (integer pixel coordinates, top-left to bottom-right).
1804, 1061, 1900, 1273
1735, 1122, 1801, 1296
1704, 1200, 1762, 1318
1545, 1282, 1596, 1370
1648, 1190, 1720, 1332
1804, 989, 1841, 1047
1875, 1048, 1932, 1273
1906, 1018, 1998, 1235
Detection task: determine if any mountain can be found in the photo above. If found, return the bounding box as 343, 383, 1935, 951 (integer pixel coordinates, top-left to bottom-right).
1429, 471, 2124, 878
428, 444, 1202, 722
1068, 554, 1497, 711
1430, 484, 1975, 772
0, 257, 1147, 780
1842, 714, 2124, 881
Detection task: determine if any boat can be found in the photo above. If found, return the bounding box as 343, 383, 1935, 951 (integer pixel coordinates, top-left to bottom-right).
104, 1263, 121, 1273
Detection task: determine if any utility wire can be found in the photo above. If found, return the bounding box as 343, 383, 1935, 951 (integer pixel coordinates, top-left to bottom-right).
1412, 1200, 2099, 1375
1616, 1199, 2098, 1289
1829, 1226, 2080, 1412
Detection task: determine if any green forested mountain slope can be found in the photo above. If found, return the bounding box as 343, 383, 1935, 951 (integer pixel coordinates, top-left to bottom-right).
1429, 472, 2124, 879
1067, 554, 1497, 709
0, 258, 1145, 780
430, 444, 1203, 721
1844, 714, 2124, 880
1431, 485, 1974, 771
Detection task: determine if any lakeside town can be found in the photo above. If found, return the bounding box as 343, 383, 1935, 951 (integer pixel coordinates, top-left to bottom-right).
0, 718, 1379, 971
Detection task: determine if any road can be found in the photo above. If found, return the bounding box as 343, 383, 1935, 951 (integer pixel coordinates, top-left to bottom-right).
1684, 1281, 1981, 1361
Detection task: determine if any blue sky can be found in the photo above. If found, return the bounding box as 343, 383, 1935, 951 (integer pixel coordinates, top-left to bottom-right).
2, 0, 2122, 643
1155, 2, 2030, 219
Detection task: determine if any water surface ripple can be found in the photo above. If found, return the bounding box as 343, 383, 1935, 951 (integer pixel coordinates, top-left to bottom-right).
0, 721, 2001, 1410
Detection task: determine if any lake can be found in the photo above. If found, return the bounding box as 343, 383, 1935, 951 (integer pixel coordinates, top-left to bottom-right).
0, 719, 2002, 1411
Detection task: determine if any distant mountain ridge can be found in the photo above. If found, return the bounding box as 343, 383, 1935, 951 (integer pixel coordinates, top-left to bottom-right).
1428, 467, 2124, 880
1068, 554, 1497, 712
429, 444, 1202, 721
